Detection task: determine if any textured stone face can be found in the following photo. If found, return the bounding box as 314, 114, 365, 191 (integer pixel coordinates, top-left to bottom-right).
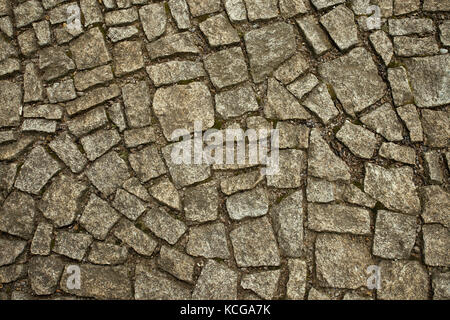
364, 163, 421, 215
315, 233, 373, 289
318, 47, 386, 114
1, 0, 447, 301
69, 27, 111, 70
404, 55, 450, 108
153, 82, 215, 140
245, 22, 296, 83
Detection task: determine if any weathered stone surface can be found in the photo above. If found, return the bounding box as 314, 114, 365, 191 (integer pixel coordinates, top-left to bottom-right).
277, 122, 310, 149
154, 82, 214, 139
107, 25, 140, 43
113, 189, 146, 221
424, 151, 443, 183
147, 61, 205, 87
70, 27, 111, 70
141, 207, 187, 245
308, 203, 371, 235
186, 0, 221, 17
440, 21, 450, 46
369, 30, 393, 66
389, 18, 435, 36
49, 133, 88, 174
67, 84, 120, 116
396, 104, 423, 142
244, 0, 279, 21
193, 260, 237, 300
336, 121, 377, 159
432, 272, 450, 300
364, 163, 420, 215
230, 216, 280, 267
286, 259, 307, 300
80, 129, 121, 161
86, 151, 130, 196
296, 15, 332, 56
121, 81, 152, 129
343, 184, 377, 208
287, 73, 319, 101
105, 7, 138, 26
30, 222, 53, 256
14, 0, 43, 28
53, 231, 93, 260
113, 219, 157, 256
267, 149, 307, 188
245, 22, 296, 83
39, 46, 75, 81
0, 81, 22, 128
320, 5, 358, 51
186, 222, 230, 259
224, 0, 247, 22
373, 210, 417, 259
74, 65, 114, 91
135, 263, 191, 300
379, 142, 416, 165
88, 241, 128, 265
162, 141, 211, 187
319, 48, 386, 114
200, 14, 240, 47
388, 67, 414, 107
404, 55, 450, 108
169, 0, 191, 29
139, 3, 166, 42
184, 181, 218, 222
158, 245, 195, 283
0, 136, 35, 161
360, 103, 403, 141
378, 260, 429, 300
270, 190, 304, 257
40, 174, 87, 227
61, 264, 133, 299
80, 194, 121, 240
113, 41, 144, 76
0, 264, 26, 284
274, 52, 309, 85
14, 146, 61, 195
241, 270, 280, 299
129, 145, 167, 183
393, 0, 420, 15
421, 186, 450, 228
423, 0, 450, 11
308, 129, 350, 181
215, 84, 259, 119
306, 177, 334, 203
226, 187, 268, 220
148, 177, 181, 211
421, 109, 449, 148
204, 47, 249, 89
280, 0, 308, 18
315, 233, 373, 289
265, 78, 311, 120
311, 0, 345, 10
124, 127, 157, 148
29, 255, 64, 295
146, 32, 200, 59
0, 238, 26, 267
423, 224, 449, 267
394, 36, 439, 57
220, 171, 263, 195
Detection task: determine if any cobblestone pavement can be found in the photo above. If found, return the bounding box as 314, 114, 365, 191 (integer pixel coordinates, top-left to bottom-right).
0, 0, 449, 300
